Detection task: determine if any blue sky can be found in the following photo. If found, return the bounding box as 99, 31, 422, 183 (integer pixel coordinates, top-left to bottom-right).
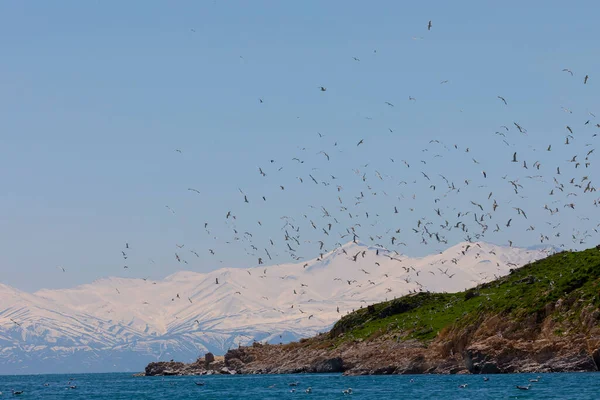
1, 1, 599, 292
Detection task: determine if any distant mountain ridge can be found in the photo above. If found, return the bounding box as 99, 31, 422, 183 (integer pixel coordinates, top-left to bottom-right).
0, 241, 552, 374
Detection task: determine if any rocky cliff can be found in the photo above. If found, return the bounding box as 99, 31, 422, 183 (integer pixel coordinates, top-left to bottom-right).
144, 246, 600, 376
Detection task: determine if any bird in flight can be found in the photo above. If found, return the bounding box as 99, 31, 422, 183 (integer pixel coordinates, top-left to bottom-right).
427, 20, 432, 30
562, 68, 573, 76
318, 86, 327, 92
513, 122, 526, 133
357, 139, 364, 146
584, 75, 589, 84
318, 151, 330, 161
497, 96, 507, 105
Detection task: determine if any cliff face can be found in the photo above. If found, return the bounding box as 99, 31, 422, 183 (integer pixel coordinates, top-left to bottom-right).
144, 247, 600, 376
221, 305, 600, 375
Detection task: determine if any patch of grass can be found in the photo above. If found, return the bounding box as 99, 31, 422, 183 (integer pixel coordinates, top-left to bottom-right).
329, 247, 600, 344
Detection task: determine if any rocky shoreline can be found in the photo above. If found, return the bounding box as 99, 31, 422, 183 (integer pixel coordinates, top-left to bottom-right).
143, 353, 239, 376
144, 328, 600, 376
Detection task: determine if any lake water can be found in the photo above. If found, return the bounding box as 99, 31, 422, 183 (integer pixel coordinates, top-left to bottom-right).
0, 372, 598, 399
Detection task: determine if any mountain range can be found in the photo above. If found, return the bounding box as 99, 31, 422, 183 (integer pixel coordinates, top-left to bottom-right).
0, 241, 553, 374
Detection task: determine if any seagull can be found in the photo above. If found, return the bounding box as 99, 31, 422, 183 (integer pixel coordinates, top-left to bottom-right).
427, 20, 432, 30
514, 122, 526, 133
318, 151, 330, 161
497, 96, 507, 105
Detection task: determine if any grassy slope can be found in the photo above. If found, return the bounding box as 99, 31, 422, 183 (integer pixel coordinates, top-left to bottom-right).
327, 246, 600, 345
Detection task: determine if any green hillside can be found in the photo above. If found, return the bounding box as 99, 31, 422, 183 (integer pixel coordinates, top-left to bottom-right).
329, 246, 600, 344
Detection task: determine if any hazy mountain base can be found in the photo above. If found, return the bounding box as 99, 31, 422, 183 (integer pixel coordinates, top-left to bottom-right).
0, 330, 302, 375
145, 247, 600, 376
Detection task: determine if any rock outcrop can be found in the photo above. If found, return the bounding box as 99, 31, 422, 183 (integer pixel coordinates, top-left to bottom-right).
144, 354, 233, 376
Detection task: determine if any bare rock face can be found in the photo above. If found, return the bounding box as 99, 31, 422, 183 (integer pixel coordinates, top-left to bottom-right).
311, 357, 343, 373
225, 356, 245, 371
145, 361, 187, 376
592, 348, 600, 370
205, 352, 215, 364
204, 352, 215, 369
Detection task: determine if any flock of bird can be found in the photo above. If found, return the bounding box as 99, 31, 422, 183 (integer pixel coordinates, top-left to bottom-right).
47, 20, 598, 329
111, 19, 599, 318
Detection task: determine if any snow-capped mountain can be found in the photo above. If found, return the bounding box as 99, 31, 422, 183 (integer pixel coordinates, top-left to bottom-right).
0, 241, 552, 374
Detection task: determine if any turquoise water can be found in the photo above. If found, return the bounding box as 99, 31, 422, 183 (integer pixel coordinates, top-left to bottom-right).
0, 372, 598, 399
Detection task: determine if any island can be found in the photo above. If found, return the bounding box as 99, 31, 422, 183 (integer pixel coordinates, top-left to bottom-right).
144, 245, 600, 376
